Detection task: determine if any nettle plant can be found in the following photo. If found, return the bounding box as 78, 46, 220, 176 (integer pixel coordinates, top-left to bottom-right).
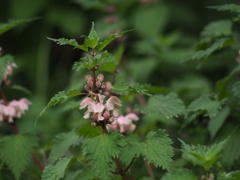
38, 23, 175, 180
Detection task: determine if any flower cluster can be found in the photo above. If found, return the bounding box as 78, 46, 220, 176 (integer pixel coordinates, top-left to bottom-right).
80, 73, 123, 127
110, 113, 139, 134
2, 61, 17, 85
0, 98, 31, 123
80, 94, 121, 126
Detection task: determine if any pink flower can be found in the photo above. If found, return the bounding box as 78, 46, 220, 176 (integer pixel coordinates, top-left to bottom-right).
0, 98, 31, 123
106, 96, 122, 117
110, 113, 139, 133
3, 62, 17, 81
79, 94, 122, 122
9, 98, 31, 118
3, 105, 16, 123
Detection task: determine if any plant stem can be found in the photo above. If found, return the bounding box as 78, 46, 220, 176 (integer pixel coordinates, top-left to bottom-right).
123, 157, 136, 173
114, 157, 128, 180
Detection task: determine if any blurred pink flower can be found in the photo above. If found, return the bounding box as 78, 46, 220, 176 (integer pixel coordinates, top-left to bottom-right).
3, 62, 17, 81
110, 113, 139, 133
106, 96, 122, 117
0, 98, 31, 123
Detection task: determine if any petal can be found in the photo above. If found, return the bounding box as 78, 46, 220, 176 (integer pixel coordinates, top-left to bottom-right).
80, 98, 92, 109
93, 103, 105, 113
126, 113, 139, 121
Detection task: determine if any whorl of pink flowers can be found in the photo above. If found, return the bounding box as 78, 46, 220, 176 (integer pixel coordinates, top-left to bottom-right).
79, 94, 122, 125
0, 98, 31, 123
110, 113, 139, 134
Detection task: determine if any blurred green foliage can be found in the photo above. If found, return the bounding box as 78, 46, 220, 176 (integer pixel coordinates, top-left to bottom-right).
1, 0, 240, 179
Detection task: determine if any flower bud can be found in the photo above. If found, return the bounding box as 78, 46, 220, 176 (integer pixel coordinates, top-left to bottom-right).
87, 79, 93, 87
85, 75, 92, 82
96, 80, 101, 88
91, 122, 97, 127
105, 82, 113, 90
97, 74, 104, 82
103, 111, 110, 119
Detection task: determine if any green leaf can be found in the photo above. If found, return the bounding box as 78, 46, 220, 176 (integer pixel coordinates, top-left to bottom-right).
77, 123, 102, 139
0, 18, 37, 35
10, 85, 31, 94
37, 89, 81, 119
218, 170, 240, 180
120, 129, 173, 170
232, 81, 240, 98
161, 168, 198, 180
100, 44, 123, 72
221, 129, 240, 166
187, 95, 226, 118
208, 4, 240, 13
48, 131, 82, 164
139, 177, 153, 180
140, 129, 173, 169
216, 66, 240, 99
84, 22, 99, 48
0, 134, 38, 180
82, 132, 125, 180
74, 168, 97, 180
140, 93, 185, 118
180, 137, 228, 168
111, 79, 150, 96
201, 20, 232, 40
0, 55, 14, 83
208, 107, 230, 139
47, 37, 88, 52
186, 38, 234, 61
42, 157, 77, 180
97, 30, 131, 51
73, 51, 110, 70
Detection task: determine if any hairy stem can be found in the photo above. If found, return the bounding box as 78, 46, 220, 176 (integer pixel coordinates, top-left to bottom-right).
114, 157, 128, 180
123, 157, 136, 173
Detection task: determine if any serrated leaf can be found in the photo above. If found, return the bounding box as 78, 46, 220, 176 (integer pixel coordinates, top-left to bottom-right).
82, 132, 125, 180
38, 89, 81, 118
47, 37, 88, 52
232, 81, 240, 98
208, 4, 240, 13
0, 18, 37, 35
180, 137, 228, 168
208, 107, 230, 139
111, 79, 150, 96
187, 95, 226, 118
97, 30, 131, 51
141, 93, 185, 118
120, 129, 173, 170
0, 55, 14, 83
201, 20, 232, 40
84, 22, 99, 48
218, 170, 240, 180
77, 123, 102, 139
139, 177, 153, 180
48, 131, 82, 164
73, 51, 110, 70
161, 168, 198, 180
42, 157, 77, 180
216, 66, 240, 99
140, 129, 173, 169
221, 129, 240, 166
74, 168, 97, 180
0, 134, 38, 180
100, 44, 123, 72
186, 38, 234, 61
